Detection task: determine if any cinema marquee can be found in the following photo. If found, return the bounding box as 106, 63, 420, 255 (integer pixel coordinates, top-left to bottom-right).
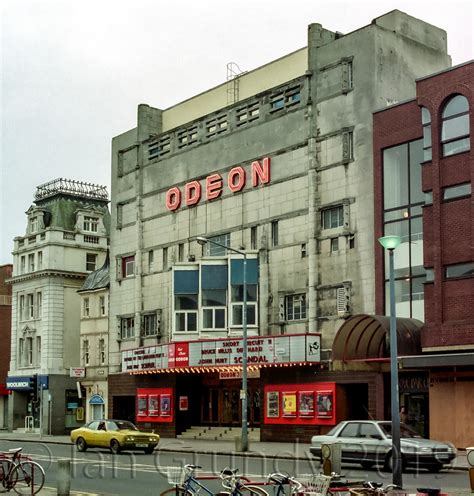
166, 157, 271, 211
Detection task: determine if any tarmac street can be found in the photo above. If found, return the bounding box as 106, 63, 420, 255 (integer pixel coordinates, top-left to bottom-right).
0, 432, 471, 496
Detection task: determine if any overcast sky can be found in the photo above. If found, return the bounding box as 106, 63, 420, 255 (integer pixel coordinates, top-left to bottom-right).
1, 0, 473, 263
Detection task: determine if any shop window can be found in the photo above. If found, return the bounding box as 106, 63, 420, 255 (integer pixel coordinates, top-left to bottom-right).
441, 95, 470, 157
120, 317, 135, 339
286, 294, 306, 321
86, 253, 97, 272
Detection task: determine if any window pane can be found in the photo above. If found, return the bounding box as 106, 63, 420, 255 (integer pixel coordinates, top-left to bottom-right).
175, 313, 185, 332
175, 294, 198, 310
442, 95, 469, 118
202, 289, 226, 306
442, 114, 469, 141
409, 139, 424, 204
383, 144, 408, 209
231, 284, 257, 302
443, 183, 471, 200
443, 137, 470, 157
384, 220, 409, 243
215, 309, 226, 328
233, 305, 242, 325
421, 107, 431, 124
203, 309, 213, 328
246, 305, 256, 325
187, 312, 197, 331
445, 263, 474, 278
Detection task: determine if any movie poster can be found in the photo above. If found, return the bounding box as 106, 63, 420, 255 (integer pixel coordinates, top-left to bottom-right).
317, 391, 333, 417
266, 391, 279, 418
299, 391, 315, 417
148, 395, 159, 416
282, 391, 297, 417
160, 394, 171, 416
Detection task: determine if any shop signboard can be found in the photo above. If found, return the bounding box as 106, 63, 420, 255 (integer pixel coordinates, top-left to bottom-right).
121, 333, 320, 372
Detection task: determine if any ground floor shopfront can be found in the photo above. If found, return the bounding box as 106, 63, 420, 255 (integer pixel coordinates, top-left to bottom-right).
108, 332, 388, 442
6, 374, 85, 434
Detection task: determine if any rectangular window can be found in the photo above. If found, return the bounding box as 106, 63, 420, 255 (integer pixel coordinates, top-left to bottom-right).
201, 289, 227, 330
271, 221, 279, 247
122, 255, 135, 278
100, 295, 106, 316
37, 251, 43, 270
36, 336, 41, 365
29, 216, 38, 233
99, 338, 106, 364
20, 256, 26, 274
82, 339, 90, 366
83, 297, 90, 317
178, 243, 184, 263
28, 254, 35, 272
148, 250, 154, 272
36, 292, 42, 318
27, 294, 34, 319
18, 295, 25, 321
174, 294, 198, 332
250, 226, 257, 250
120, 317, 135, 339
206, 233, 230, 256
321, 206, 344, 229
26, 337, 33, 366
445, 263, 474, 279
230, 284, 257, 326
84, 216, 99, 232
330, 237, 339, 252
18, 338, 24, 367
162, 247, 168, 270
286, 294, 307, 321
86, 253, 97, 271
443, 183, 471, 201
143, 313, 159, 336
301, 243, 307, 258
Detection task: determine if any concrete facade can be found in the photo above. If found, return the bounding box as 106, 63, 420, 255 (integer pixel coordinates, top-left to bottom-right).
7, 179, 110, 434
108, 11, 452, 437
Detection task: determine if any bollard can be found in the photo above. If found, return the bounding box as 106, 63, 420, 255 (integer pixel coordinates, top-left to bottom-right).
57, 459, 71, 496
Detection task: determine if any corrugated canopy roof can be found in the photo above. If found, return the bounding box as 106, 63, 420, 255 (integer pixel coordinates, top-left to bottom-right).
331, 314, 423, 361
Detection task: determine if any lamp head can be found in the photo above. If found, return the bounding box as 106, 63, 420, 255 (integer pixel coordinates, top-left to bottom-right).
196, 236, 208, 246
378, 235, 401, 251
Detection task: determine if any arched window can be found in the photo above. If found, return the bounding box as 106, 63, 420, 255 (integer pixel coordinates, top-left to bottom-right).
441, 95, 470, 157
421, 107, 432, 161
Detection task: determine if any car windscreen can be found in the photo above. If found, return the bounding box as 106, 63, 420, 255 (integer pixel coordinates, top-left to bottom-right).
379, 422, 421, 438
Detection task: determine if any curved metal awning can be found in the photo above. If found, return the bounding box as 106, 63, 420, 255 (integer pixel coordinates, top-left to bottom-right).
332, 314, 423, 362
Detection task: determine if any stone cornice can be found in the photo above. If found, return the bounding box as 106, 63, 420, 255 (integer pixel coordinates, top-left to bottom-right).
7, 269, 87, 284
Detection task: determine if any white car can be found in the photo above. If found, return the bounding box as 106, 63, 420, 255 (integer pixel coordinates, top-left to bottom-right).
310, 420, 456, 472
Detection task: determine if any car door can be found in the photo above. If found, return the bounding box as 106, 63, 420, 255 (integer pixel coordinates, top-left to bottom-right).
85, 420, 101, 448
335, 422, 361, 462
94, 421, 110, 448
359, 422, 386, 463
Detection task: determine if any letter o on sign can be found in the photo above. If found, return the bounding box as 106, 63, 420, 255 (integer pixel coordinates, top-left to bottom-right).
228, 166, 246, 193
166, 187, 181, 211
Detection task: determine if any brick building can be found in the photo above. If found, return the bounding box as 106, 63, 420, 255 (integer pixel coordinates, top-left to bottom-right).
0, 264, 13, 428
373, 61, 473, 447
107, 10, 452, 442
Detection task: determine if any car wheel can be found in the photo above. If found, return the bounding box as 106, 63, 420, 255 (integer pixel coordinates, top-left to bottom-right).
110, 439, 121, 455
144, 447, 154, 455
360, 461, 374, 469
76, 437, 87, 452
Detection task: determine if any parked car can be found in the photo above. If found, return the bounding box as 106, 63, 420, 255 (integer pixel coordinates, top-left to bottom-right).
70, 419, 160, 454
310, 420, 456, 472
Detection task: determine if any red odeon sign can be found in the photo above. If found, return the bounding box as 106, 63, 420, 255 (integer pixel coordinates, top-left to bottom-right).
166, 157, 271, 211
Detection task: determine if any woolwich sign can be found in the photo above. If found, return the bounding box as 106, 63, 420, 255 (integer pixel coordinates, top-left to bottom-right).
165, 157, 271, 211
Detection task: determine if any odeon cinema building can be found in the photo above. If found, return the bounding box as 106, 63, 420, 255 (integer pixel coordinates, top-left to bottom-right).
107, 11, 453, 441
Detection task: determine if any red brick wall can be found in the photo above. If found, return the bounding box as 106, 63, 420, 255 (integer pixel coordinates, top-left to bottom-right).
373, 62, 474, 350
0, 265, 12, 386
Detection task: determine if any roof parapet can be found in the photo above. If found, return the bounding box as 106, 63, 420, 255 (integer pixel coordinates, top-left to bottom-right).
35, 178, 108, 202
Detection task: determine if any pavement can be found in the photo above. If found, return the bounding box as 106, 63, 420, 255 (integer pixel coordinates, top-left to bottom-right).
0, 432, 471, 495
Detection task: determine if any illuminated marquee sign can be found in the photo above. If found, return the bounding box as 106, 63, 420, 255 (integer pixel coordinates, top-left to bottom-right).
121, 333, 321, 372
166, 157, 271, 211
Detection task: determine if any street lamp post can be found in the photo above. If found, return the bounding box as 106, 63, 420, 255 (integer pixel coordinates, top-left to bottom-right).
196, 236, 249, 452
378, 235, 402, 489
